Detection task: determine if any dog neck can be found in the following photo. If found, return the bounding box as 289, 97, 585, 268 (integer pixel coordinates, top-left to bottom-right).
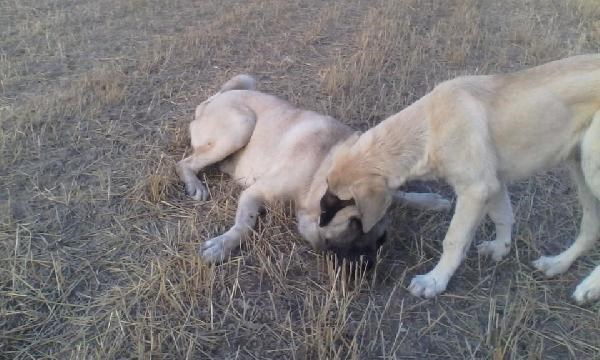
354, 99, 430, 189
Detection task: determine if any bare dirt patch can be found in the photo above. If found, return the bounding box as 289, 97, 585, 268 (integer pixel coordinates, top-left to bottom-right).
1, 0, 599, 358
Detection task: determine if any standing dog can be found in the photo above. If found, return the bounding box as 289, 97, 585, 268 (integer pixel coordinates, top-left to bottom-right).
176, 75, 450, 266
321, 54, 600, 303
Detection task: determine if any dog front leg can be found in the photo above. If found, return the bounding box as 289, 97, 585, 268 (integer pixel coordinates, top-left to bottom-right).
408, 185, 489, 298
200, 186, 265, 263
573, 265, 600, 304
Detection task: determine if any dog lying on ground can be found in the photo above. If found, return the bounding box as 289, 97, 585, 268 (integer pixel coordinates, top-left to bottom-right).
176, 75, 450, 266
320, 54, 600, 303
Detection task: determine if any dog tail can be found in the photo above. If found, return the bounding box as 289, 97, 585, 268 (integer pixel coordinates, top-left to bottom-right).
219, 74, 257, 93
581, 111, 600, 199
200, 75, 257, 106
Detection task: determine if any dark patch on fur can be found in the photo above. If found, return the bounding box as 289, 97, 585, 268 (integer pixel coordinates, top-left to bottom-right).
319, 189, 355, 226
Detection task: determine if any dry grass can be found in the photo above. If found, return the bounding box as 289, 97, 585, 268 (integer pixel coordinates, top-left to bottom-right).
1, 0, 600, 358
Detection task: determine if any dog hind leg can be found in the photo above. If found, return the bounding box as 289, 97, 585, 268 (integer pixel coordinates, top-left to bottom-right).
571, 111, 600, 304
176, 107, 256, 200
477, 184, 514, 261
581, 111, 600, 199
533, 111, 600, 281
533, 159, 600, 277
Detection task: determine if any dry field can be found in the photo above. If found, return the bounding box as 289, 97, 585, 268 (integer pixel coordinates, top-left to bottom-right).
1, 0, 600, 358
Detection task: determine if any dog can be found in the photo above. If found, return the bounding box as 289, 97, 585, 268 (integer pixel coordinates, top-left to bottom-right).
320, 54, 600, 303
176, 75, 450, 267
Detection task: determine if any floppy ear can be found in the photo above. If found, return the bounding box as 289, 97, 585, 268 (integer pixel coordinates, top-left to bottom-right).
351, 178, 392, 232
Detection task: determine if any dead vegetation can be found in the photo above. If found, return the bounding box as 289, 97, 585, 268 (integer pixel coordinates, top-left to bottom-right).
1, 0, 599, 358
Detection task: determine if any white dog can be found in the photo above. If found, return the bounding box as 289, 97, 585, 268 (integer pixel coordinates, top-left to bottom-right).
176, 75, 450, 266
321, 54, 600, 303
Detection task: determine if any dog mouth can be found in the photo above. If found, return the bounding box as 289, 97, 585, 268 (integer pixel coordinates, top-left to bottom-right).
328, 247, 376, 272
326, 231, 387, 271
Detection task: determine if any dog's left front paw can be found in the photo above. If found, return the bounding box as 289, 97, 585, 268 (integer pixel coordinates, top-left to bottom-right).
199, 235, 231, 263
408, 272, 449, 298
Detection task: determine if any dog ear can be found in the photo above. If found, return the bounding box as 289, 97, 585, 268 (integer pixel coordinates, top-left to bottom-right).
351, 178, 392, 233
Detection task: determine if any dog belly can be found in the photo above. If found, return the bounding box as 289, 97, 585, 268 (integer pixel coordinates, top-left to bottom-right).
218, 151, 264, 188
498, 153, 564, 181
495, 124, 583, 182
491, 97, 589, 181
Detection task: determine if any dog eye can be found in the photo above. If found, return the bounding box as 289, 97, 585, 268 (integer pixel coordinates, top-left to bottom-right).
349, 216, 362, 229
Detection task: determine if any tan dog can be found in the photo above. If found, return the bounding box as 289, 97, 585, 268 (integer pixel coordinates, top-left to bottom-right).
176, 75, 450, 266
321, 54, 600, 303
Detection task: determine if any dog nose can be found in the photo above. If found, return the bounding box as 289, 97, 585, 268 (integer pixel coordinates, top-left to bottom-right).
376, 231, 388, 249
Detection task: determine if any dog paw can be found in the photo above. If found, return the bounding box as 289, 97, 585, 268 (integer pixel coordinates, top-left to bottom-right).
185, 180, 209, 201
532, 255, 571, 277
408, 272, 449, 298
199, 235, 231, 263
572, 268, 600, 304
477, 240, 510, 261
573, 277, 600, 304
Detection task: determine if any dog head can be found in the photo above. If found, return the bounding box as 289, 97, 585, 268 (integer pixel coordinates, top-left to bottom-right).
317, 199, 389, 269
316, 136, 394, 268
323, 136, 393, 233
